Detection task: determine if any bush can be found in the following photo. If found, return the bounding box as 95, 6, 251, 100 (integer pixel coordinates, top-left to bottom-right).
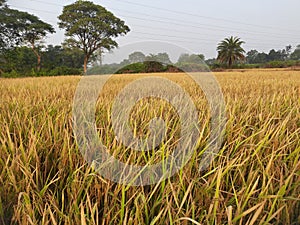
165, 65, 183, 73
47, 67, 82, 76
144, 61, 165, 73
175, 62, 210, 72
116, 62, 146, 74
87, 64, 120, 75
0, 70, 20, 78
0, 67, 82, 77
264, 61, 286, 68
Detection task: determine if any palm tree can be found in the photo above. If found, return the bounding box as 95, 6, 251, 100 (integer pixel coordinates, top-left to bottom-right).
217, 36, 245, 68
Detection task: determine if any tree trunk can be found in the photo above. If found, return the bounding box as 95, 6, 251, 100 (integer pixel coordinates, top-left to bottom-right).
37, 54, 41, 72
98, 49, 103, 66
228, 58, 232, 68
31, 43, 41, 72
83, 55, 89, 75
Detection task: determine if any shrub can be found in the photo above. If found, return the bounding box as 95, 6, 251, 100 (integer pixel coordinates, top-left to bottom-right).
116, 62, 146, 74
47, 67, 82, 76
176, 62, 210, 72
264, 61, 286, 68
144, 61, 165, 73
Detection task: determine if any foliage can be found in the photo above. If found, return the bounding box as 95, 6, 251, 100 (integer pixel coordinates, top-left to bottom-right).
263, 60, 300, 68
175, 62, 210, 72
46, 66, 82, 76
87, 63, 120, 75
246, 50, 269, 64
116, 62, 146, 74
145, 53, 172, 64
290, 45, 300, 60
217, 36, 245, 68
0, 3, 54, 73
128, 51, 146, 63
177, 53, 205, 63
42, 45, 84, 69
0, 7, 26, 50
58, 0, 130, 74
144, 61, 165, 72
20, 13, 55, 70
0, 45, 83, 76
246, 45, 294, 64
0, 0, 6, 7
0, 46, 36, 73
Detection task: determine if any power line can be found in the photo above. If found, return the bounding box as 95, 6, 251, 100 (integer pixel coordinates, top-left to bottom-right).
9, 4, 56, 14
119, 33, 295, 50
104, 0, 300, 33
128, 23, 296, 44
117, 13, 300, 41
25, 0, 300, 35
8, 2, 299, 50
16, 0, 300, 39
108, 7, 300, 38
11, 1, 300, 41
27, 0, 63, 7
131, 31, 294, 48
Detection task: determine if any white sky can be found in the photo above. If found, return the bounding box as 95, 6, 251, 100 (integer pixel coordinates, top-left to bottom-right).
7, 0, 300, 63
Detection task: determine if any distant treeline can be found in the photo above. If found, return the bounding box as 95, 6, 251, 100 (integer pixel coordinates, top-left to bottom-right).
88, 48, 300, 75
1, 45, 300, 77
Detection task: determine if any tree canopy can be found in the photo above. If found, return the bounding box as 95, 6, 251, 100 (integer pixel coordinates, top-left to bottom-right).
217, 36, 245, 68
58, 0, 130, 74
21, 14, 55, 71
290, 45, 300, 60
145, 53, 172, 64
128, 52, 146, 63
177, 53, 205, 64
0, 3, 54, 71
246, 45, 293, 64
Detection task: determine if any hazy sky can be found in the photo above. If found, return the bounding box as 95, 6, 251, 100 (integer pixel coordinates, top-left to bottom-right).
7, 0, 300, 63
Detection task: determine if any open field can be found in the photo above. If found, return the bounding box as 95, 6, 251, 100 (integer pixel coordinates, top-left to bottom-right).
0, 70, 300, 224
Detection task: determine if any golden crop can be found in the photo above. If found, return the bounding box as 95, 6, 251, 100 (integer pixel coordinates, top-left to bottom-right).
0, 69, 299, 224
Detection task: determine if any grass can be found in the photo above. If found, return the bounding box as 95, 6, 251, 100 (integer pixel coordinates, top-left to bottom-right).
0, 69, 299, 224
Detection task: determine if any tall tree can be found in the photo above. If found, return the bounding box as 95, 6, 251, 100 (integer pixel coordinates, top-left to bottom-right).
217, 36, 245, 68
21, 14, 55, 71
58, 0, 130, 74
0, 4, 54, 71
0, 6, 24, 50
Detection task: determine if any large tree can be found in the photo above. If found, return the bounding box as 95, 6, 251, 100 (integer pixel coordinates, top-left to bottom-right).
58, 0, 130, 74
217, 36, 245, 68
0, 3, 54, 71
0, 5, 24, 50
21, 14, 55, 71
